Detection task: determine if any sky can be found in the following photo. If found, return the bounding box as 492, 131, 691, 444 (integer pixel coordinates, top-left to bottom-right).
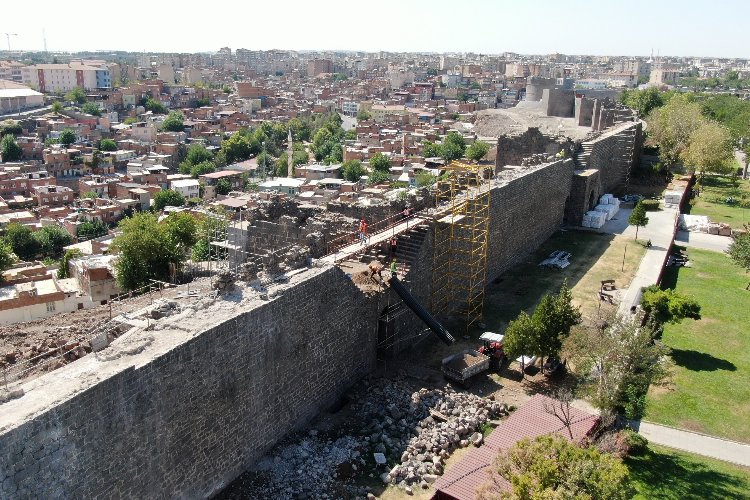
2, 0, 749, 58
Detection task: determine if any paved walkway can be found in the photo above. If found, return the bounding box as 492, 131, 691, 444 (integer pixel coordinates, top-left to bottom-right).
675, 230, 732, 253
617, 206, 679, 316
631, 420, 750, 467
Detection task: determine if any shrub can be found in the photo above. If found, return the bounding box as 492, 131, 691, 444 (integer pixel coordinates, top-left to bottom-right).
622, 428, 648, 456
640, 199, 660, 211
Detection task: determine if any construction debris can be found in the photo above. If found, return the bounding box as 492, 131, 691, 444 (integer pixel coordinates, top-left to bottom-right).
221, 377, 509, 499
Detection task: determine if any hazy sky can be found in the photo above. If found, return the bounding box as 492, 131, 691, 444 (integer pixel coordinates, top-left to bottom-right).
3, 0, 748, 58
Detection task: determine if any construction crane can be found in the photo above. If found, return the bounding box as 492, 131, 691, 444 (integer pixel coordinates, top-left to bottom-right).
3, 33, 17, 51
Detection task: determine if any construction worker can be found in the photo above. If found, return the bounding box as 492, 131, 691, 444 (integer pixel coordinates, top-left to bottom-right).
358, 219, 367, 245
368, 260, 383, 282
390, 258, 398, 277
389, 236, 397, 259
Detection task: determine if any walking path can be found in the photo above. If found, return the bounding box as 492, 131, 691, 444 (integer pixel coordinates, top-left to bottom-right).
616, 206, 679, 316
572, 399, 750, 466
675, 230, 732, 253
630, 420, 750, 467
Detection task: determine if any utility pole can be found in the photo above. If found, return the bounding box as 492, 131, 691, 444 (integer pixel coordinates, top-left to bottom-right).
3, 33, 18, 51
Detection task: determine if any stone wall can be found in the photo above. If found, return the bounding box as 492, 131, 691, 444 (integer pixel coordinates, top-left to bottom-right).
542, 88, 575, 118
0, 267, 378, 499
495, 128, 571, 170
0, 160, 592, 499
585, 122, 642, 194
487, 159, 575, 279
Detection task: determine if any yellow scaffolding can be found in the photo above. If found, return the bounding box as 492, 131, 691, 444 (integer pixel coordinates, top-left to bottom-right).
430, 161, 492, 332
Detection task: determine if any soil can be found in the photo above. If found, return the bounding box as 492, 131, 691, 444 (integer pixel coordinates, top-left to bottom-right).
0, 278, 213, 385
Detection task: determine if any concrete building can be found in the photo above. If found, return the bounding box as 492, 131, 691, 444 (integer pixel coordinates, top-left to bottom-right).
307, 59, 332, 77
0, 80, 44, 113
171, 178, 200, 199
21, 62, 112, 92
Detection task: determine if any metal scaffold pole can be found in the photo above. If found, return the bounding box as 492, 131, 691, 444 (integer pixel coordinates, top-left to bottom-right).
430, 161, 492, 334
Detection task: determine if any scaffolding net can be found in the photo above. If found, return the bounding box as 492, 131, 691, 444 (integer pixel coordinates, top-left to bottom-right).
430, 161, 491, 331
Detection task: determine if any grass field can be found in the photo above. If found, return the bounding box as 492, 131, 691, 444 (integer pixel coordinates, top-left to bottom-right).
688, 175, 750, 229
645, 247, 750, 442
482, 230, 645, 331
626, 444, 750, 499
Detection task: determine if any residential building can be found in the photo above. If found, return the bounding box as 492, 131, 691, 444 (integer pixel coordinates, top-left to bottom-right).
21, 62, 112, 92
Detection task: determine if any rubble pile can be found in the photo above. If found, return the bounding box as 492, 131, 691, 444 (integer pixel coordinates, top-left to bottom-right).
521, 153, 555, 166
231, 377, 508, 498
373, 385, 509, 492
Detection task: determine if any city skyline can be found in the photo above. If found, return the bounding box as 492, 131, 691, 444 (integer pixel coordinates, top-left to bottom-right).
2, 0, 749, 58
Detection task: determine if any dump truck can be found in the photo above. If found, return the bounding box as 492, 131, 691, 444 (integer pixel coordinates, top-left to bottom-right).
441, 349, 490, 386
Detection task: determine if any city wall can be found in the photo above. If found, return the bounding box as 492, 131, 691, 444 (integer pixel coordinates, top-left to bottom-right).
0, 159, 594, 499
0, 268, 379, 499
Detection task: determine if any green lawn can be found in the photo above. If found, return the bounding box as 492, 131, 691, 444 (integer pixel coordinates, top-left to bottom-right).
689, 175, 750, 229
626, 444, 750, 499
645, 247, 750, 442
482, 230, 644, 331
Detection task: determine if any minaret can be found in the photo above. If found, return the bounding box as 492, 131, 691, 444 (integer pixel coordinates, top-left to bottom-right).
287, 128, 294, 178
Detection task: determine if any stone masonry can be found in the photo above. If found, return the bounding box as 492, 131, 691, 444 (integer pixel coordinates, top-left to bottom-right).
0, 267, 378, 499
0, 158, 610, 499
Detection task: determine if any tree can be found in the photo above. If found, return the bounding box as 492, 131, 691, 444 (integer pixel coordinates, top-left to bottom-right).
727, 228, 750, 289
646, 95, 704, 166
153, 189, 186, 211
481, 435, 633, 500
502, 311, 540, 377
183, 143, 214, 167
441, 131, 467, 161
0, 120, 23, 137
189, 160, 216, 178
342, 160, 366, 182
533, 281, 582, 365
681, 121, 734, 182
77, 220, 108, 240
620, 87, 668, 117
163, 212, 199, 250
59, 128, 77, 146
0, 240, 15, 282
356, 109, 371, 121
144, 97, 167, 114
51, 101, 63, 114
422, 140, 442, 158
564, 319, 670, 415
1, 134, 23, 162
369, 152, 391, 172
215, 178, 232, 195
466, 140, 490, 162
287, 117, 311, 142
220, 132, 257, 164
161, 111, 184, 132
415, 171, 436, 187
628, 201, 649, 239
65, 87, 86, 105
641, 285, 701, 326
3, 223, 40, 261
111, 213, 183, 291
81, 102, 102, 116
57, 249, 82, 279
33, 226, 72, 258
99, 138, 118, 152
368, 169, 390, 185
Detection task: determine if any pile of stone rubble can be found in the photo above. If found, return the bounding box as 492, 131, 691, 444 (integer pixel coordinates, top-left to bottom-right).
229, 377, 508, 499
